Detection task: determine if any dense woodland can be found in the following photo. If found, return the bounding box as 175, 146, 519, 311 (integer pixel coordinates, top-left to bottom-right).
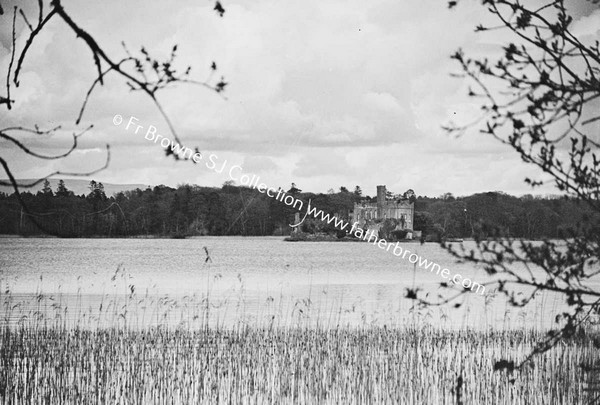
0, 180, 597, 239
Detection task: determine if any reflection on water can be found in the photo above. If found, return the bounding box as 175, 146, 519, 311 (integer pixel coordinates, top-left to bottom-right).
0, 237, 571, 329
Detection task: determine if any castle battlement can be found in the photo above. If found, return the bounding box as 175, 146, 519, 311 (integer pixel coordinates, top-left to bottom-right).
350, 185, 414, 231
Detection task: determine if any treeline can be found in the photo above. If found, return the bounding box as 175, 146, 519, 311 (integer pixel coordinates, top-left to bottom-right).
0, 180, 596, 239
414, 192, 597, 240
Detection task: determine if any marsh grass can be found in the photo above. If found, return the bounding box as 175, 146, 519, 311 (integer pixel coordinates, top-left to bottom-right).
1, 323, 597, 404
0, 272, 599, 404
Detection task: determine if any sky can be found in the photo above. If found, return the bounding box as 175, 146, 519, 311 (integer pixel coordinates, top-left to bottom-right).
1, 0, 599, 198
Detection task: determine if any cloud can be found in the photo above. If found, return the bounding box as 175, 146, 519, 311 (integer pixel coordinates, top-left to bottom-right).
0, 0, 593, 196
241, 155, 279, 174
292, 149, 355, 178
571, 8, 600, 39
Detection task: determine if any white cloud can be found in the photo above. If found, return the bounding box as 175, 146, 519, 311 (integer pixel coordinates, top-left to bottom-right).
0, 0, 594, 196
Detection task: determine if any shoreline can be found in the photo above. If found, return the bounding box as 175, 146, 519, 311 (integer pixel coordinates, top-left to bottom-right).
0, 234, 485, 242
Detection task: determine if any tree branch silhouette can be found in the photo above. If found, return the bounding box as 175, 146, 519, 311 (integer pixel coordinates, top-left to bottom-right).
415, 0, 600, 374
1, 0, 228, 236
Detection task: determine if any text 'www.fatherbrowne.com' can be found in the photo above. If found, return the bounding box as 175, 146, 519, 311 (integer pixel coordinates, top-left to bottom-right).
113, 114, 485, 295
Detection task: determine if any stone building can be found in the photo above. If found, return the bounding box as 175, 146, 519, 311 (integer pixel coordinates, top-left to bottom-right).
350, 185, 414, 237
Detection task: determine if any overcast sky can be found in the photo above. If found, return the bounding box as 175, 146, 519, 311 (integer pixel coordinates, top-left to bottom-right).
1, 0, 599, 197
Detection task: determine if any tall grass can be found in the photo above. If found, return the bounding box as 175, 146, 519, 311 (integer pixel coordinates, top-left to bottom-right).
1, 324, 597, 404
0, 274, 598, 404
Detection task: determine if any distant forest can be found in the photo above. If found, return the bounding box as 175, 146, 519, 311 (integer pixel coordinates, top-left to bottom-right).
0, 180, 597, 239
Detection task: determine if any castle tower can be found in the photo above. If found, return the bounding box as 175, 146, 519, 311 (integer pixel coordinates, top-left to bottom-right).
376, 185, 386, 219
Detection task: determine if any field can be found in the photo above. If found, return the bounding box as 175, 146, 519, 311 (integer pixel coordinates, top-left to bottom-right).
1, 289, 599, 404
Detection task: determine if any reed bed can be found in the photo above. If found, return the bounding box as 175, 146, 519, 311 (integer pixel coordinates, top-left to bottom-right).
0, 319, 598, 404
0, 275, 598, 404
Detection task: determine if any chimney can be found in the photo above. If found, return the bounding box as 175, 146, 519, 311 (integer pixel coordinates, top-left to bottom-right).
376, 185, 386, 218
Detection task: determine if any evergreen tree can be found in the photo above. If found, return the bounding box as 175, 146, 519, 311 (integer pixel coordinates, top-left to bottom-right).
40, 179, 53, 196
55, 180, 72, 197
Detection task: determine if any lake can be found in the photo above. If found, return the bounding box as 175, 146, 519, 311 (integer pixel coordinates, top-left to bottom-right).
0, 236, 567, 330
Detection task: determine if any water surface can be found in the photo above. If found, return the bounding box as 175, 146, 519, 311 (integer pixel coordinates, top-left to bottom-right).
0, 237, 570, 329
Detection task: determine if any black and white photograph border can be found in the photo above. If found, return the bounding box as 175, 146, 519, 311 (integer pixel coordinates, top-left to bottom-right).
1, 0, 600, 404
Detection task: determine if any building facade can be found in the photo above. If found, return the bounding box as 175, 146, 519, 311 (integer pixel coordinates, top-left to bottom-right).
351, 185, 414, 233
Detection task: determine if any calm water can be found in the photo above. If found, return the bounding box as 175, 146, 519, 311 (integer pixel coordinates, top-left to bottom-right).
0, 237, 567, 329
